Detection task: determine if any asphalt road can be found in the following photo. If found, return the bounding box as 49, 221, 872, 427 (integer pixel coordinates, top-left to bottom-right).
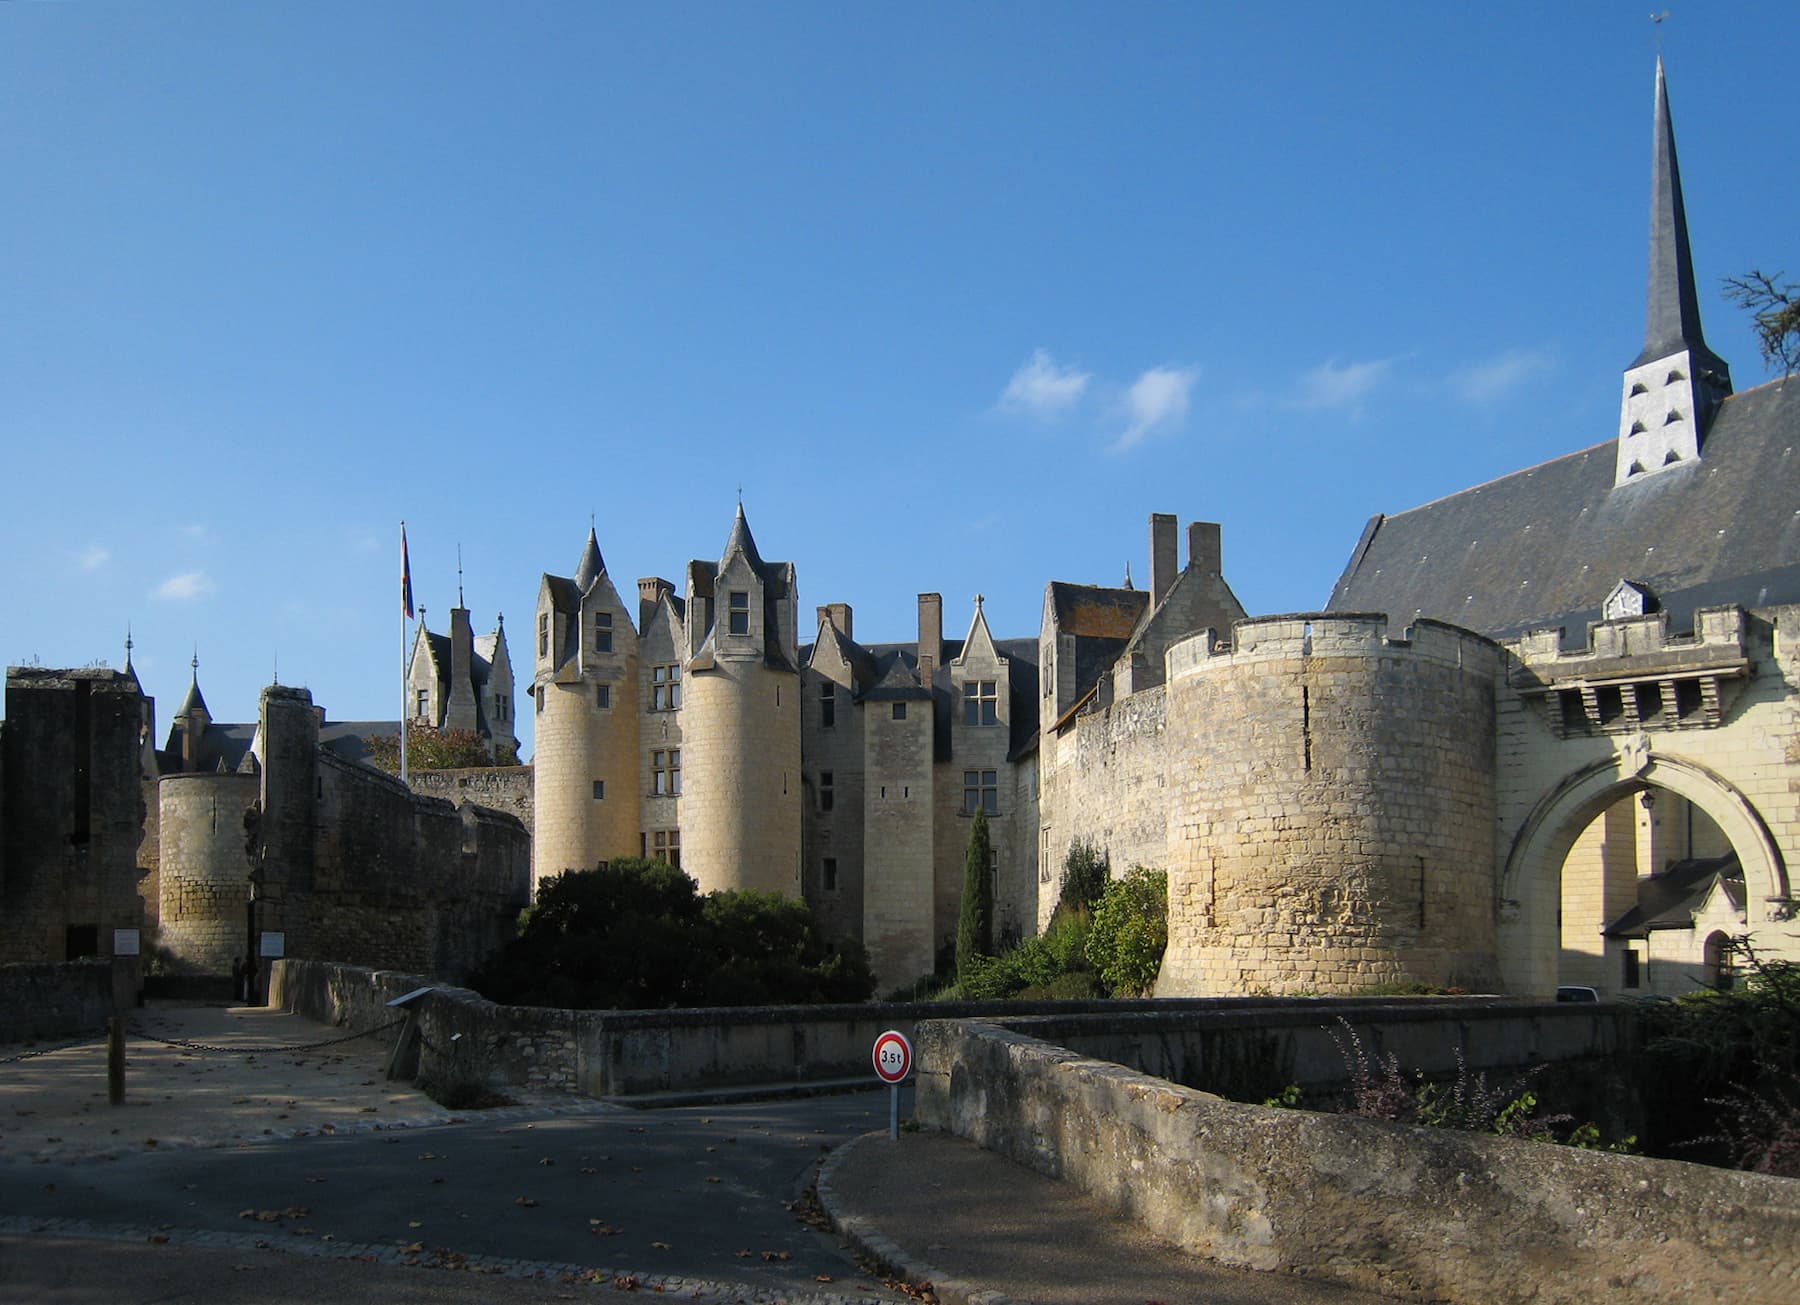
0, 1092, 916, 1304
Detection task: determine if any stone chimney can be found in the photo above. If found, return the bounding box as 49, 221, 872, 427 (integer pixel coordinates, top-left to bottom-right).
815, 603, 853, 640
917, 593, 942, 689
444, 607, 478, 732
637, 577, 674, 633
1149, 513, 1178, 607
1187, 522, 1221, 576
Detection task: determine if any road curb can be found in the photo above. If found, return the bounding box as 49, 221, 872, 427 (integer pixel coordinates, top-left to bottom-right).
815, 1131, 1016, 1305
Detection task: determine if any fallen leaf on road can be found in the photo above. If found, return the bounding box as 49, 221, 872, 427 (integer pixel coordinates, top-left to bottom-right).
612, 1274, 639, 1290
408, 1220, 424, 1228
761, 1250, 791, 1262
650, 1240, 671, 1250
514, 1196, 539, 1208
816, 1275, 834, 1283
735, 1250, 752, 1258
539, 1157, 555, 1166
147, 1234, 169, 1245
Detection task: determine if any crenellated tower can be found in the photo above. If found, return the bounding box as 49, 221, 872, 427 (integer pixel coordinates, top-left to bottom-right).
677, 504, 802, 896
530, 527, 641, 887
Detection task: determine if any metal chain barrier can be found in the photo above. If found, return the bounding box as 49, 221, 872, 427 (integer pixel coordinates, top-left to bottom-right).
0, 1032, 107, 1064
124, 1018, 406, 1056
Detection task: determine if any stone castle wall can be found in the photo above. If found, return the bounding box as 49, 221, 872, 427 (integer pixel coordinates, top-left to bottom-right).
1158, 616, 1501, 995
408, 766, 533, 839
155, 771, 258, 975
679, 658, 801, 896
0, 669, 146, 965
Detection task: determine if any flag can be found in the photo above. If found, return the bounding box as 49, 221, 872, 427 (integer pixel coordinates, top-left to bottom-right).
401, 524, 415, 619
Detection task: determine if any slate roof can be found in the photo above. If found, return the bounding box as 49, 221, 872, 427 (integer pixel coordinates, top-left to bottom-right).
1327, 377, 1800, 643
801, 636, 1041, 762
1605, 852, 1743, 938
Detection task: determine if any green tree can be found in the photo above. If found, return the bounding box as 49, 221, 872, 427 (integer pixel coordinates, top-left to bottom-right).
364, 721, 500, 773
955, 807, 994, 985
1057, 838, 1111, 914
469, 859, 874, 1010
1085, 865, 1168, 996
1723, 269, 1799, 376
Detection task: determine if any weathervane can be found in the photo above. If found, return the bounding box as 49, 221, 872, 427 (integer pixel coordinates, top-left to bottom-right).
1652, 9, 1670, 52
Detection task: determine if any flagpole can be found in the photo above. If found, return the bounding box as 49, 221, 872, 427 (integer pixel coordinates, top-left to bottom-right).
400, 521, 411, 785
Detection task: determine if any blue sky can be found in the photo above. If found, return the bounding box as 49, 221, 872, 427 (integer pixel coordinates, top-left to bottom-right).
4, 2, 1794, 760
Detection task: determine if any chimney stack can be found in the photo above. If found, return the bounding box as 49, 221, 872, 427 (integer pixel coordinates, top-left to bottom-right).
1187, 522, 1221, 576
917, 593, 942, 689
815, 603, 853, 640
1149, 513, 1178, 607
637, 577, 673, 632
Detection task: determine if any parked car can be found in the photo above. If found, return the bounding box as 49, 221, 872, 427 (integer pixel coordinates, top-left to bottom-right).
1555, 985, 1600, 1003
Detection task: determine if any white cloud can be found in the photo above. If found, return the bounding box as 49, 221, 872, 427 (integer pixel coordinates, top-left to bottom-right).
1447, 347, 1555, 402
1291, 357, 1395, 412
999, 348, 1090, 419
1111, 364, 1200, 453
152, 571, 215, 601
77, 544, 110, 572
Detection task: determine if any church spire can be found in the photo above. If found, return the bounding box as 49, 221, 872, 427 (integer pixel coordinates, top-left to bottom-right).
721, 501, 765, 573
1614, 58, 1731, 488
1634, 58, 1725, 376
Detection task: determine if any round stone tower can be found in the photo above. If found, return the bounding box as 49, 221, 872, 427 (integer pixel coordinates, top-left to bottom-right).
1157, 615, 1501, 995
156, 772, 258, 975
678, 505, 802, 897
531, 528, 641, 888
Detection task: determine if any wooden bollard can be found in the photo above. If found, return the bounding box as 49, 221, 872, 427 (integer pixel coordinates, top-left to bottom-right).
107, 1016, 126, 1105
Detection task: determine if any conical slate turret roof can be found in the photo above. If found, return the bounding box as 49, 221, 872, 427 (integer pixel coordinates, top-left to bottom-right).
720, 502, 765, 573
177, 656, 209, 719
1634, 57, 1728, 378
574, 527, 605, 593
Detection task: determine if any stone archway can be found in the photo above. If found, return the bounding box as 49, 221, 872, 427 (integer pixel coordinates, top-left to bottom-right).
1497, 748, 1789, 995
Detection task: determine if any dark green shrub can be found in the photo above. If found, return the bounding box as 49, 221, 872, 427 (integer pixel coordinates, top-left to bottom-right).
1086, 865, 1168, 995
1058, 838, 1110, 913
955, 808, 995, 985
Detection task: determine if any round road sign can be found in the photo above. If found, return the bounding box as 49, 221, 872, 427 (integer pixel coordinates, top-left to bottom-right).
872, 1029, 913, 1084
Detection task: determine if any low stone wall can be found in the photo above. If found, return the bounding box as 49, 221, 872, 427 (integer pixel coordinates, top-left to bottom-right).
915, 1017, 1800, 1305
0, 959, 119, 1043
271, 958, 1200, 1097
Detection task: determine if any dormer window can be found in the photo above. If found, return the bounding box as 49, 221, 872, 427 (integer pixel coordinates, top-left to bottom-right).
819, 679, 835, 728
594, 610, 613, 653
963, 680, 998, 726
729, 591, 749, 635
538, 613, 549, 658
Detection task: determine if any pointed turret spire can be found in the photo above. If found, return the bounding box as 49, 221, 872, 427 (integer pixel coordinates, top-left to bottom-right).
178, 651, 209, 719
1614, 58, 1731, 487
1634, 58, 1726, 376
721, 501, 765, 572
573, 527, 605, 592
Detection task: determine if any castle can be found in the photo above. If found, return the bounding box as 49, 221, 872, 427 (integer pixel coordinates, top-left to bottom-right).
532, 60, 1798, 998
0, 605, 530, 987
3, 60, 1793, 1002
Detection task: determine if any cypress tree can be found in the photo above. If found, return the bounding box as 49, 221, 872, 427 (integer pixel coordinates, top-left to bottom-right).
956, 806, 994, 984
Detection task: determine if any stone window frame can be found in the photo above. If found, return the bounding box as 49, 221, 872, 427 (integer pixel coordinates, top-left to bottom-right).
819, 770, 835, 813
728, 590, 750, 635
594, 610, 613, 654
595, 683, 611, 710
822, 857, 839, 892
415, 689, 429, 720
892, 701, 906, 721
652, 664, 682, 711
591, 779, 605, 801
653, 748, 681, 796
962, 769, 998, 815
652, 828, 680, 868
538, 613, 549, 658
820, 679, 836, 728
962, 680, 998, 727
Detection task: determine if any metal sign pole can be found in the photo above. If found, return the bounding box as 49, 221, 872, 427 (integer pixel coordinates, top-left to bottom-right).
889, 1082, 899, 1140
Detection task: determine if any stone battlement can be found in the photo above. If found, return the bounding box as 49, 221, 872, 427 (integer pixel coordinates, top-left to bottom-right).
1167, 612, 1499, 681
